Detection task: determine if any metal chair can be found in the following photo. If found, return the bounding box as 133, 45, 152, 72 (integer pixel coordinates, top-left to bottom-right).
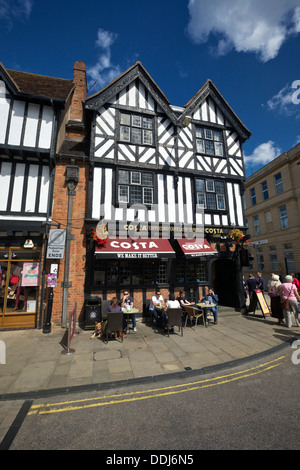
184, 305, 204, 330
166, 308, 184, 336
105, 312, 124, 343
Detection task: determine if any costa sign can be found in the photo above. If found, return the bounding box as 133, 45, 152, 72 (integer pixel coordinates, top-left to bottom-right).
177, 239, 216, 258
95, 238, 175, 259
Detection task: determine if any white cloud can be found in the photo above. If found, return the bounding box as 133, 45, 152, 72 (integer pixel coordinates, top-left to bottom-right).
0, 0, 32, 23
87, 28, 121, 92
244, 141, 281, 168
187, 0, 300, 62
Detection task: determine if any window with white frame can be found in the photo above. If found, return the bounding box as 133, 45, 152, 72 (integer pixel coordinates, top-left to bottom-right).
279, 204, 288, 228
117, 169, 154, 205
120, 112, 154, 145
261, 181, 269, 200
270, 253, 279, 271
250, 187, 256, 205
195, 127, 224, 156
195, 178, 226, 210
253, 214, 260, 235
274, 172, 283, 194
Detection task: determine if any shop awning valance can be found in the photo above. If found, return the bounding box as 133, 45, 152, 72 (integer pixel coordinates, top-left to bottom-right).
95, 238, 175, 259
177, 239, 217, 258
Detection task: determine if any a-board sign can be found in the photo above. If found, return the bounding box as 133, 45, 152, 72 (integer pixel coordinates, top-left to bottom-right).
248, 289, 270, 318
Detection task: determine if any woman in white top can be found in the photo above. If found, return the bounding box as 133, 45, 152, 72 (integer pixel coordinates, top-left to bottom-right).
166, 294, 180, 309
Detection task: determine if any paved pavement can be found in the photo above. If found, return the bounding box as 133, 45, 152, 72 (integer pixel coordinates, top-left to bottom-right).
1, 298, 299, 401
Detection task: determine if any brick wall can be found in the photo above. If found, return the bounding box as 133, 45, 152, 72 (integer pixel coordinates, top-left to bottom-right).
48, 158, 88, 324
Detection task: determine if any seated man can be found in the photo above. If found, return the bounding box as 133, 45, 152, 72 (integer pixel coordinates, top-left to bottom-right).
202, 288, 219, 325
149, 290, 165, 328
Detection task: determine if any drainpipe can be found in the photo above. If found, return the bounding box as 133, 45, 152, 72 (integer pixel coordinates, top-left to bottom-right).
61, 164, 79, 328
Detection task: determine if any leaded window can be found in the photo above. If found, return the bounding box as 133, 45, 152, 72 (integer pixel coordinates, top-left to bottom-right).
195, 127, 224, 156
117, 169, 154, 205
195, 178, 226, 211
120, 112, 154, 145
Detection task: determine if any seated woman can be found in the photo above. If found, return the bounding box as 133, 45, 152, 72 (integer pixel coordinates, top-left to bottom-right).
201, 288, 219, 325
107, 297, 123, 338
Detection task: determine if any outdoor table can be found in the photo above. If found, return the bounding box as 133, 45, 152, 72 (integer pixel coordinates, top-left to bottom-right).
122, 307, 140, 333
196, 303, 216, 326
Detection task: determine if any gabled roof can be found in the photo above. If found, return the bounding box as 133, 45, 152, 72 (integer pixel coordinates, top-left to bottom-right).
0, 62, 75, 103
182, 79, 252, 142
85, 61, 178, 124
85, 61, 251, 142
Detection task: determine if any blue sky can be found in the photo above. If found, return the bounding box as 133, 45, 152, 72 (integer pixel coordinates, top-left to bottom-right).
1, 0, 300, 177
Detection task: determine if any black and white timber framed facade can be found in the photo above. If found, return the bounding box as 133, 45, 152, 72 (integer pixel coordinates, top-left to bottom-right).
0, 63, 74, 328
84, 62, 252, 309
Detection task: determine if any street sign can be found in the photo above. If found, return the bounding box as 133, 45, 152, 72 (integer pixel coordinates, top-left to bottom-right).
46, 229, 66, 259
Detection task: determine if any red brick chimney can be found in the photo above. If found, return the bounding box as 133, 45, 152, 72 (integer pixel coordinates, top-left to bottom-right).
67, 60, 87, 140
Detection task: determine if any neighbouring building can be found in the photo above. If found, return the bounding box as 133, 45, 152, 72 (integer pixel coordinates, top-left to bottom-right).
244, 143, 300, 284
0, 60, 252, 329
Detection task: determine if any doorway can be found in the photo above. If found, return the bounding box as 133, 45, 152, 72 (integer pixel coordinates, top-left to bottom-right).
211, 259, 238, 307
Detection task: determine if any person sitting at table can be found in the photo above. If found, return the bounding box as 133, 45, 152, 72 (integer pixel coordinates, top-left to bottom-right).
121, 290, 136, 332
107, 297, 123, 338
149, 290, 165, 328
166, 293, 181, 309
177, 290, 195, 311
201, 288, 219, 325
164, 294, 181, 333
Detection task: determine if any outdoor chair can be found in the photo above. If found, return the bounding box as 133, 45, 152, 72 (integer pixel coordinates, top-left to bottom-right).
105, 312, 124, 343
166, 308, 183, 337
184, 305, 204, 330
101, 299, 111, 321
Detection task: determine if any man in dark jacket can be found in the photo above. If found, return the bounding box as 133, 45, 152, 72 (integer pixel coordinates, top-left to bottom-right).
246, 274, 258, 301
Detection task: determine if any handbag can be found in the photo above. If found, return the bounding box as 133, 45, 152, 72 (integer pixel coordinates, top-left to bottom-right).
280, 298, 290, 309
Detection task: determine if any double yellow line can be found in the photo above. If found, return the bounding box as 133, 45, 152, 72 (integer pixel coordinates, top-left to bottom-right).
28, 356, 287, 416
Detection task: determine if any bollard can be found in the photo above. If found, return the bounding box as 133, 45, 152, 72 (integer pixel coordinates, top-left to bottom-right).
43, 287, 53, 334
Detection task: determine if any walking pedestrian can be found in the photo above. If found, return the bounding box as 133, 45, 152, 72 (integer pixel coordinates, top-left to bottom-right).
267, 274, 283, 324
278, 275, 300, 328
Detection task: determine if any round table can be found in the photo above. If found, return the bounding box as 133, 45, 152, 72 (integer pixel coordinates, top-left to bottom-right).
196, 303, 216, 326
122, 307, 140, 333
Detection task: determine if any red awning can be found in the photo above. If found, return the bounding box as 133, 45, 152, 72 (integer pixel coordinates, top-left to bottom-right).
177, 239, 217, 258
95, 238, 175, 259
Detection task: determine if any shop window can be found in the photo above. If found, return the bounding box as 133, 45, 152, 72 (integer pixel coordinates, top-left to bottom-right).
175, 260, 205, 284
93, 259, 167, 287
0, 249, 41, 315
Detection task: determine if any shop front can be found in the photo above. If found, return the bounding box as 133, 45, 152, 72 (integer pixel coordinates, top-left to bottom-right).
88, 232, 218, 313
0, 246, 41, 329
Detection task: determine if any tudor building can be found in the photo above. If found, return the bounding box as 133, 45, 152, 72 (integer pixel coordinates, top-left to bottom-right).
0, 62, 78, 329
84, 62, 252, 314
0, 60, 251, 329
